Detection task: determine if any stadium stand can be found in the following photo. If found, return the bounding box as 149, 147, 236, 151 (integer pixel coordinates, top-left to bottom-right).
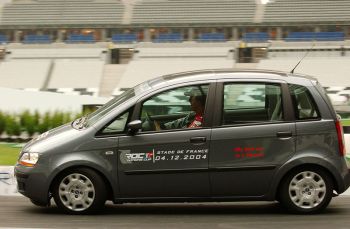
23, 35, 51, 44
264, 0, 350, 23
0, 0, 124, 26
153, 33, 183, 43
131, 0, 256, 24
198, 33, 226, 42
135, 45, 234, 58
0, 0, 350, 105
285, 32, 345, 42
0, 34, 7, 43
8, 47, 105, 59
117, 58, 234, 90
0, 60, 51, 88
112, 34, 138, 43
109, 43, 235, 92
66, 34, 95, 43
243, 32, 269, 43
0, 87, 108, 113
99, 64, 127, 97
258, 57, 350, 87
48, 59, 104, 91
0, 45, 106, 96
0, 0, 349, 43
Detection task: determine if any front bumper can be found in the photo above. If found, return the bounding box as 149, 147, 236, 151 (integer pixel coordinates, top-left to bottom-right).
14, 164, 51, 206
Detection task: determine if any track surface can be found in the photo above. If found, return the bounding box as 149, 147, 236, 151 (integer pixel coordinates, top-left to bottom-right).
1, 196, 350, 229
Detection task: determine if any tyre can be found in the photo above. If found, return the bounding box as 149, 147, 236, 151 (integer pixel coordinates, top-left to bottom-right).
30, 198, 48, 207
52, 168, 107, 214
279, 167, 333, 214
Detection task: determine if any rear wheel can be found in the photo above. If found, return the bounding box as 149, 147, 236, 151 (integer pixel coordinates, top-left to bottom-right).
30, 198, 48, 207
52, 168, 107, 214
279, 167, 333, 214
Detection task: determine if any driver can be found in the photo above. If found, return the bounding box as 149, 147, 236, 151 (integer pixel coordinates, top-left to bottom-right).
155, 88, 207, 130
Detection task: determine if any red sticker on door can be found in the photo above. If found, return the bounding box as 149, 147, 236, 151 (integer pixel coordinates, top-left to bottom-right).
233, 147, 265, 158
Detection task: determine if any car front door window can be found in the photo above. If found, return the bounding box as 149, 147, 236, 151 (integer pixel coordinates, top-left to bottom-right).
141, 85, 209, 132
100, 111, 130, 135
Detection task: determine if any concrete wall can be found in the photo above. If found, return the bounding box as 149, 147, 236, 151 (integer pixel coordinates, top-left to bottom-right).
0, 87, 109, 113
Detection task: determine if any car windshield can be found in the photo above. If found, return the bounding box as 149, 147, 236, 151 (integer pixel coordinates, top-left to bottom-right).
82, 80, 157, 128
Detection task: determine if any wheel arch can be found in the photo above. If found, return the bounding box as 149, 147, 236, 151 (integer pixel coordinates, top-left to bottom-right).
268, 158, 341, 200
48, 163, 116, 201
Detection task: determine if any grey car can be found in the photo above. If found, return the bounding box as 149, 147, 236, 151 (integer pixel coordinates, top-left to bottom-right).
15, 69, 350, 214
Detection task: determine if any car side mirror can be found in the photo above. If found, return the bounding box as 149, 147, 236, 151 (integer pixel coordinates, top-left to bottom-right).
127, 120, 142, 135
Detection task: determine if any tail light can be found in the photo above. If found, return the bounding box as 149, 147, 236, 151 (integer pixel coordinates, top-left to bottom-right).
335, 119, 346, 156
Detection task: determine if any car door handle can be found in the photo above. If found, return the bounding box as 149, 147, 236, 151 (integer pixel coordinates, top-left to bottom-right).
276, 131, 292, 139
190, 137, 207, 144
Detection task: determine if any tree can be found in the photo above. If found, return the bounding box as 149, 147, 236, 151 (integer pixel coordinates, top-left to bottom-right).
0, 111, 6, 135
5, 115, 21, 136
38, 112, 51, 133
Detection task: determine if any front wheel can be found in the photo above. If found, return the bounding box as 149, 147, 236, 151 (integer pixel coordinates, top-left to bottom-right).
279, 167, 333, 214
52, 168, 107, 214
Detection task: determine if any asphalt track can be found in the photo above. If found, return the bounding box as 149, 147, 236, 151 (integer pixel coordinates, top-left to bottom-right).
1, 196, 350, 229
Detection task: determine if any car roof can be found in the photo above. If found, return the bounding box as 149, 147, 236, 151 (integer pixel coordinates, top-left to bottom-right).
156, 69, 317, 87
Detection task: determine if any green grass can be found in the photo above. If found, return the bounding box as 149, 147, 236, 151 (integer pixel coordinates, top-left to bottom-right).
0, 143, 22, 165
342, 119, 350, 126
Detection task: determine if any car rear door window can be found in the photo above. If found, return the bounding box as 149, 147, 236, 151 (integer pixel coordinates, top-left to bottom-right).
288, 84, 320, 120
222, 83, 283, 125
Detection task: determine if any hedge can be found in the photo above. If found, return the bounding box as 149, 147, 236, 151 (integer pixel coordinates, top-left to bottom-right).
0, 110, 82, 139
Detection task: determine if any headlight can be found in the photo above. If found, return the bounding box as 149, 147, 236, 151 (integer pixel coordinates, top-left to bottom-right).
19, 153, 39, 167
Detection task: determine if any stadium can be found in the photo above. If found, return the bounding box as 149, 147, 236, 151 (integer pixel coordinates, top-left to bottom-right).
0, 0, 350, 109
1, 0, 350, 225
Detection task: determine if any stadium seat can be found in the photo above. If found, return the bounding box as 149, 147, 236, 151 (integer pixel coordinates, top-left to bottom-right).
0, 35, 8, 44
316, 32, 345, 41
66, 34, 95, 43
153, 33, 183, 43
243, 32, 269, 42
112, 34, 138, 43
23, 35, 51, 44
285, 32, 344, 41
198, 33, 226, 42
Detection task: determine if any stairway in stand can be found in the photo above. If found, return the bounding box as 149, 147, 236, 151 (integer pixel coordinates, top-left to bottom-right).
99, 64, 127, 97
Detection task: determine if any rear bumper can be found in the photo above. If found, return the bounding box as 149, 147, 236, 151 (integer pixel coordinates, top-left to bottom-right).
342, 169, 350, 192
337, 168, 350, 194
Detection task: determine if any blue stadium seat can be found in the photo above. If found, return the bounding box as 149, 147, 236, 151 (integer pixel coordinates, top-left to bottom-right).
286, 32, 344, 41
111, 34, 137, 43
0, 35, 8, 44
23, 35, 51, 44
66, 34, 95, 43
316, 32, 344, 41
153, 33, 183, 42
285, 32, 313, 41
198, 33, 226, 42
243, 32, 269, 42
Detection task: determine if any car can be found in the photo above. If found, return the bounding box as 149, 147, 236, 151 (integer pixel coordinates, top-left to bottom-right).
15, 69, 350, 214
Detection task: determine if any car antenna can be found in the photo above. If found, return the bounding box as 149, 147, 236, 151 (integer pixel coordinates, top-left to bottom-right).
290, 43, 315, 73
